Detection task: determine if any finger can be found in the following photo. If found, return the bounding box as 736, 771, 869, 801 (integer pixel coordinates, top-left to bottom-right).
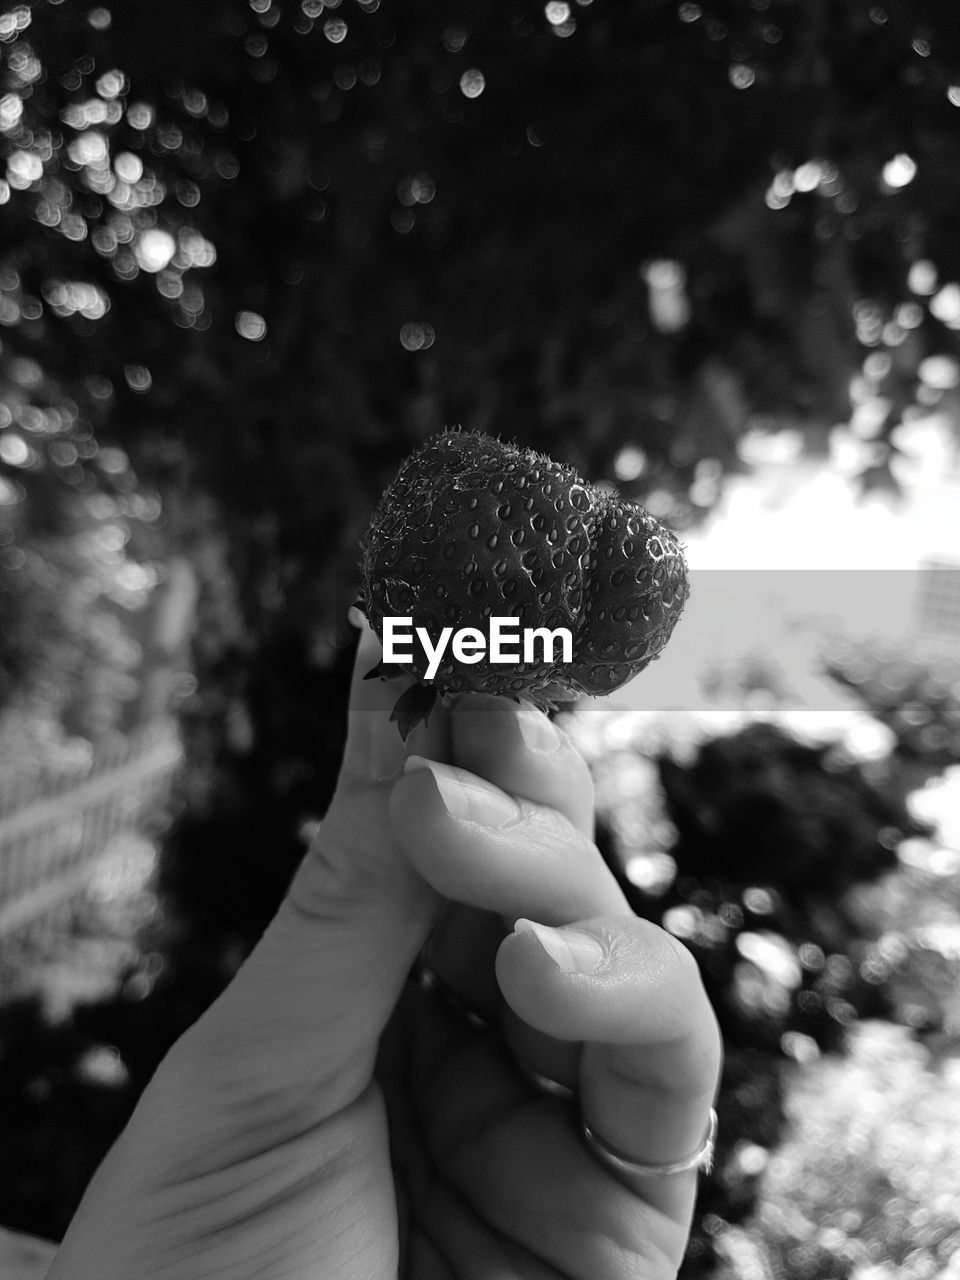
385, 986, 690, 1280
419, 696, 598, 1028
451, 694, 595, 838
495, 914, 722, 1220
390, 759, 629, 1092
389, 761, 627, 924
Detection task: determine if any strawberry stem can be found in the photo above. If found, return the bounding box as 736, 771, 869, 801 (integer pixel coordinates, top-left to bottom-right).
389, 684, 438, 741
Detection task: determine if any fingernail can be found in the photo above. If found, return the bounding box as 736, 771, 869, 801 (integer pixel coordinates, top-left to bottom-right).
514, 918, 605, 974
347, 604, 367, 629
515, 702, 560, 754
404, 757, 521, 828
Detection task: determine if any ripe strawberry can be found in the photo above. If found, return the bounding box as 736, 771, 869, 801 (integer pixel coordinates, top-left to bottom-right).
358, 429, 688, 738
570, 497, 689, 697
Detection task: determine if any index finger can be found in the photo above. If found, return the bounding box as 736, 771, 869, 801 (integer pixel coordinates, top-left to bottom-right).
450, 694, 596, 839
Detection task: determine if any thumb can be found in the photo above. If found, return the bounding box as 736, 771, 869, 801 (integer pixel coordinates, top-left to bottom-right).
170, 621, 447, 1134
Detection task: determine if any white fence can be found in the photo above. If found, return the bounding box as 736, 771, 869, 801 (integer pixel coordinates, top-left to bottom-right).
0, 721, 182, 940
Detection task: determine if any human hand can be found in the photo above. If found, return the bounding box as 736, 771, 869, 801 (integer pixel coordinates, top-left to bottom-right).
49, 623, 721, 1280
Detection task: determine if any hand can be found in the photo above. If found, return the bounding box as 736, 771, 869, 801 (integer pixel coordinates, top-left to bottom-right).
49, 623, 721, 1280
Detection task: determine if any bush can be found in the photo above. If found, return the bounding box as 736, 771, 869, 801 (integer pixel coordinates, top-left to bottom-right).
585, 717, 931, 1275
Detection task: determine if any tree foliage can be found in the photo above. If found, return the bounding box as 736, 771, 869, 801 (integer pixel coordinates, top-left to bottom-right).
3, 0, 960, 641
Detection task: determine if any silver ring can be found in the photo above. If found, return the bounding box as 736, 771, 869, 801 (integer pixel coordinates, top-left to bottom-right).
418, 960, 718, 1179
581, 1108, 718, 1179
515, 1062, 717, 1178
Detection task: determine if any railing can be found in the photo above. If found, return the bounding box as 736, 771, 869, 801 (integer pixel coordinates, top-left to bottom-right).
0, 721, 182, 940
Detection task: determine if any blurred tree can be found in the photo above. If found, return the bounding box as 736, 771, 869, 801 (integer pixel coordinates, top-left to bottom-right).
593, 720, 931, 1274
0, 360, 160, 757
4, 0, 960, 709
4, 0, 960, 571
4, 0, 960, 749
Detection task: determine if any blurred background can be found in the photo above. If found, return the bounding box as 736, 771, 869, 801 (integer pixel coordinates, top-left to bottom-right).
1, 1, 960, 1276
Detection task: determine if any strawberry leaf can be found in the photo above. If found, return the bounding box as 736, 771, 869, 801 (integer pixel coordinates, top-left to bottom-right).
389, 684, 438, 741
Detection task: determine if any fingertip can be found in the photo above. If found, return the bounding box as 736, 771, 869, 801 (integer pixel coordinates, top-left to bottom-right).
450, 694, 595, 839
501, 915, 721, 1064
513, 919, 607, 976
494, 924, 576, 1049
496, 918, 607, 1006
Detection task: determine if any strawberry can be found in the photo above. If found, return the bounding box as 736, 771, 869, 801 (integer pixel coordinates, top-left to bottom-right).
358, 429, 688, 738
571, 497, 689, 697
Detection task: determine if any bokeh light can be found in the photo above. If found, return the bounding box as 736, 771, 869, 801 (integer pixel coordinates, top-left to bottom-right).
882, 152, 917, 189
459, 68, 486, 99
134, 229, 176, 273
399, 321, 435, 351
235, 310, 268, 340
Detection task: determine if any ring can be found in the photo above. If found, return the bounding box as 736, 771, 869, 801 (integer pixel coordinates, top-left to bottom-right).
418, 960, 718, 1179
516, 1060, 717, 1179
581, 1108, 718, 1179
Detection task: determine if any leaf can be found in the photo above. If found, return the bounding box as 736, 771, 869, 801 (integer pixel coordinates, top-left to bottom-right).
388, 683, 438, 741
